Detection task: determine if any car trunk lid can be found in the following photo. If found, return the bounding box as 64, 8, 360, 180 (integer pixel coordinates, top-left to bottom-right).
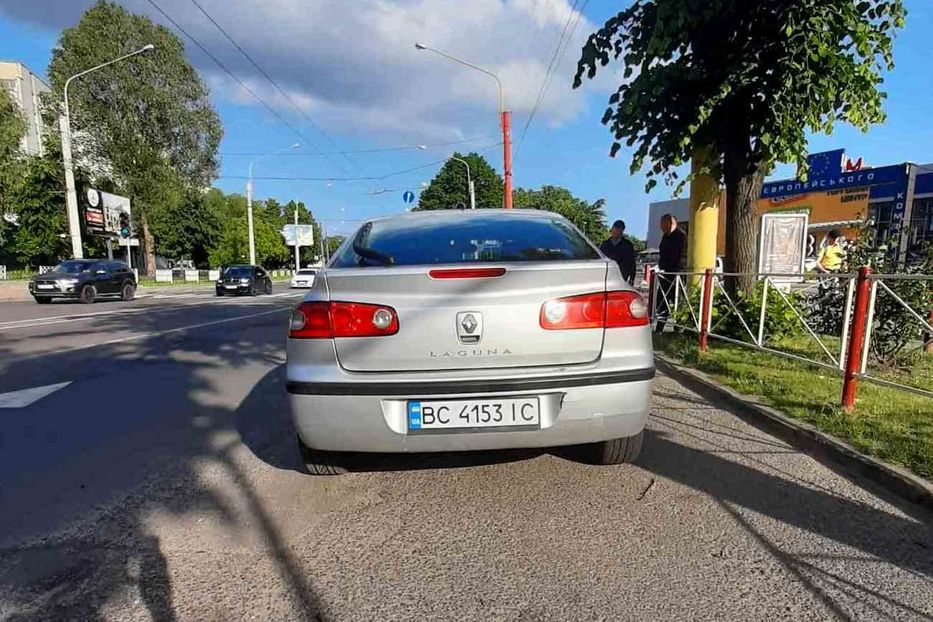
326, 262, 608, 372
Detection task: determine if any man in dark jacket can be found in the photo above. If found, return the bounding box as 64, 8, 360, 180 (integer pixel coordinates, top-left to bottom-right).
599, 220, 636, 284
655, 213, 687, 333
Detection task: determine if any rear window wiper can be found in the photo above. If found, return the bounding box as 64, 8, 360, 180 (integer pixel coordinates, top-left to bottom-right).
353, 223, 395, 266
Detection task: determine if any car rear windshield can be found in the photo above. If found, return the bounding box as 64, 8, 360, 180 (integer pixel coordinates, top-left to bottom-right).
330, 214, 600, 267
297, 269, 316, 275
223, 267, 252, 278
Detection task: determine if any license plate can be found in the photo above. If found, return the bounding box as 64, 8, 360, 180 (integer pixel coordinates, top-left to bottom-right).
224, 285, 238, 289
36, 284, 55, 290
407, 397, 540, 432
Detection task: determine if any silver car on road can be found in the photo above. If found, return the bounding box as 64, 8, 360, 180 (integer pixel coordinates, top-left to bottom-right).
286, 210, 654, 474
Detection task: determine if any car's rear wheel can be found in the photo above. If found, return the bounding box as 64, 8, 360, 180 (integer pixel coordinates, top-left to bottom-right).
584, 430, 644, 465
79, 284, 96, 304
121, 282, 136, 301
298, 438, 346, 476
34, 296, 51, 304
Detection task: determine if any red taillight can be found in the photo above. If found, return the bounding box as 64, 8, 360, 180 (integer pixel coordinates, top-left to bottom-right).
540, 292, 605, 330
605, 291, 649, 327
539, 291, 648, 330
429, 267, 507, 279
289, 301, 399, 339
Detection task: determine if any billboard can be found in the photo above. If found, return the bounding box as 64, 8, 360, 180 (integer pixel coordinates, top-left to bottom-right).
281, 224, 315, 246
84, 189, 130, 235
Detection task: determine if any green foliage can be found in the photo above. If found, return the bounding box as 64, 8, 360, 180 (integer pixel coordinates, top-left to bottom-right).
625, 234, 647, 253
5, 155, 70, 266
673, 279, 803, 342
47, 1, 222, 273
208, 213, 289, 268
574, 0, 905, 191
0, 86, 25, 160
149, 188, 222, 268
326, 235, 346, 256
416, 152, 503, 211
574, 0, 905, 290
513, 186, 607, 241
48, 1, 222, 187
847, 229, 933, 365
0, 86, 27, 243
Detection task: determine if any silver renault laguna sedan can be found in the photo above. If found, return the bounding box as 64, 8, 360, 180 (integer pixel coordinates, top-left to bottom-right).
286, 209, 654, 474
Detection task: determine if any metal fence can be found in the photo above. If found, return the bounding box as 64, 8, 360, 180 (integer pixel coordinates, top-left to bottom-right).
648, 266, 933, 409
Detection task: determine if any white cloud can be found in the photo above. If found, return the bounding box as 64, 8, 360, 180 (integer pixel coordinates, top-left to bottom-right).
0, 0, 609, 143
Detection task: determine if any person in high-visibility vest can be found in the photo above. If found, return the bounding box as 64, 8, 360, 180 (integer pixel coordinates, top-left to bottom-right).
816, 230, 847, 273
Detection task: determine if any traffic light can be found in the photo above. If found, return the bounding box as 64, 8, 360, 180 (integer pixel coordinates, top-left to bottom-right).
118, 212, 131, 238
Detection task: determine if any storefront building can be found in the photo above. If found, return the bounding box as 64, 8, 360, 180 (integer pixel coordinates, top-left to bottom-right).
647, 149, 932, 265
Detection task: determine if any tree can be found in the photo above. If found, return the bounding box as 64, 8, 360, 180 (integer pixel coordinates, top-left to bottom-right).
47, 1, 223, 276
574, 0, 905, 293
0, 86, 27, 245
417, 153, 503, 211
208, 213, 289, 268
150, 188, 222, 268
6, 155, 71, 266
513, 185, 607, 241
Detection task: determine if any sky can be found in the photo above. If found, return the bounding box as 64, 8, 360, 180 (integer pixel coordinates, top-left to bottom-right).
1, 0, 933, 240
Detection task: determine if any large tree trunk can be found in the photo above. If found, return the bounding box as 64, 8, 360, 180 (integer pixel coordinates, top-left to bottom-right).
140, 212, 156, 278
723, 155, 764, 297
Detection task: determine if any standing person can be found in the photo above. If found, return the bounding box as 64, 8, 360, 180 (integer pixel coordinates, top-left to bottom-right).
654, 213, 687, 333
599, 219, 636, 284
816, 229, 847, 273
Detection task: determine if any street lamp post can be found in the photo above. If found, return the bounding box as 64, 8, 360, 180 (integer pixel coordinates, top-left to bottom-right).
415, 43, 512, 208
247, 143, 300, 265
60, 44, 155, 259
419, 146, 475, 209
451, 156, 475, 210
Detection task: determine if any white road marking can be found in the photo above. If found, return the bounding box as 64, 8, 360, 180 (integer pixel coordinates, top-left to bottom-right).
4, 307, 290, 363
0, 292, 303, 332
0, 382, 71, 408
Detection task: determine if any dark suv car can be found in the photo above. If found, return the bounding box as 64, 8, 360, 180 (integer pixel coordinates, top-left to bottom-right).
29, 259, 137, 304
215, 265, 273, 296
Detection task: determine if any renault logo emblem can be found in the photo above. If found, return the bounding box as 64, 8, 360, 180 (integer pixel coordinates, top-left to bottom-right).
456, 312, 483, 344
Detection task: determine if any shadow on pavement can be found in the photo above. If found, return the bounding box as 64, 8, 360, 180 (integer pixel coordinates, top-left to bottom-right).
0, 298, 327, 621
639, 428, 933, 582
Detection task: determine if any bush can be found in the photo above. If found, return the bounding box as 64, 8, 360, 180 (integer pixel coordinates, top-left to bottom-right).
848, 229, 933, 365
671, 279, 803, 342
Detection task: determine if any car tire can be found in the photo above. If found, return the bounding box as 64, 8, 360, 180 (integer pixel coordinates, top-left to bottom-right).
34, 296, 51, 304
216, 291, 224, 297
79, 284, 97, 304
121, 282, 136, 301
585, 430, 644, 465
298, 439, 347, 476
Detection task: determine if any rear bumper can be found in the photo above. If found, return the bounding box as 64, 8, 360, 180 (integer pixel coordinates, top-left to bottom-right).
287, 368, 654, 453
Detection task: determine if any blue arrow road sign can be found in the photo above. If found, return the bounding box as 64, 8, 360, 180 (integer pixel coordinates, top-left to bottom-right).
402, 190, 415, 204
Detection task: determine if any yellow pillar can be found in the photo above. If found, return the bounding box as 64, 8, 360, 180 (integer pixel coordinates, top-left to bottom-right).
688, 146, 721, 284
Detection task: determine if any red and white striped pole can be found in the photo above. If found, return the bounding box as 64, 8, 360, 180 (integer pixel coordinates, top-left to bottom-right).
842, 266, 872, 412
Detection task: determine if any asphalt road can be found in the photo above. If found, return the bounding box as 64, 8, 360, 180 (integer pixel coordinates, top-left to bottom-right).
0, 285, 930, 622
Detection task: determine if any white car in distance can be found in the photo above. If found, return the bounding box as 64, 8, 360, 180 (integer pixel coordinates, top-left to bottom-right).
291, 269, 317, 289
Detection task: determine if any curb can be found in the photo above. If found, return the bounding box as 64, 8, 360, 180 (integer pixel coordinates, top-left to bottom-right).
654, 353, 933, 510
